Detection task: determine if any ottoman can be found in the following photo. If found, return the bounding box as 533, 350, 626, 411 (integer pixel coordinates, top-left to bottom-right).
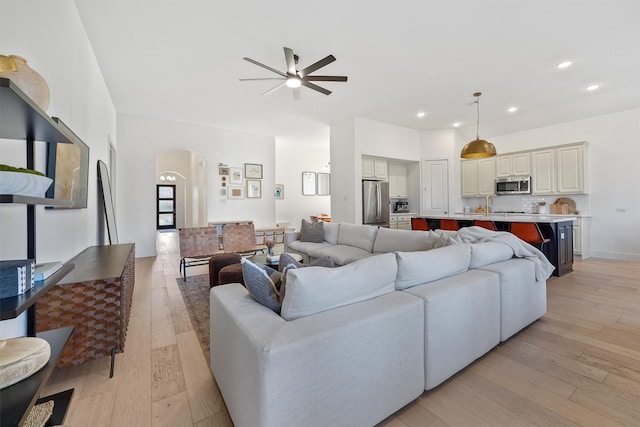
209, 253, 243, 287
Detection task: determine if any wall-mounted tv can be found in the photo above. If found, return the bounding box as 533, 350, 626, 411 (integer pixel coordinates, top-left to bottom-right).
46, 117, 90, 208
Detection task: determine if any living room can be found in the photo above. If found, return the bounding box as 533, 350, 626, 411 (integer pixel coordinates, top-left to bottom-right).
1, 1, 639, 426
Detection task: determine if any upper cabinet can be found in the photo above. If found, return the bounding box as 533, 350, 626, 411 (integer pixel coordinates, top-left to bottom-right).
362, 156, 388, 180
388, 162, 408, 197
495, 152, 530, 177
531, 143, 587, 195
461, 158, 495, 197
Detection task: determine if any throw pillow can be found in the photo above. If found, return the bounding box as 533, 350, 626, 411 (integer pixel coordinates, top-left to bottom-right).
300, 219, 324, 243
241, 258, 283, 313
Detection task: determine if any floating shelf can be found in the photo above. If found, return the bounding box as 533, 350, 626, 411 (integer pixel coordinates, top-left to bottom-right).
0, 326, 74, 426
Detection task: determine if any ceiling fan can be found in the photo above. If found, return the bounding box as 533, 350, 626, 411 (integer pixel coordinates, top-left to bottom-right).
240, 47, 348, 101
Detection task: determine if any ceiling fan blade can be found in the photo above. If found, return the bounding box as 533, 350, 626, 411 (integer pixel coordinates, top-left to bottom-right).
299, 55, 336, 77
284, 47, 297, 75
262, 81, 286, 96
301, 80, 332, 96
304, 75, 348, 82
239, 78, 285, 81
243, 57, 287, 77
292, 87, 301, 101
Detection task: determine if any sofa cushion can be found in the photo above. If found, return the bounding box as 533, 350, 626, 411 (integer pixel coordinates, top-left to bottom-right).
337, 223, 378, 252
241, 259, 283, 313
281, 253, 397, 321
323, 222, 340, 245
308, 245, 372, 265
287, 240, 334, 254
469, 241, 514, 268
373, 227, 432, 253
278, 253, 335, 296
395, 244, 472, 290
300, 219, 324, 243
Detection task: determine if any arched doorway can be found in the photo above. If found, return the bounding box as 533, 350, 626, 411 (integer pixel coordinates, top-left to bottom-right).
156, 149, 207, 229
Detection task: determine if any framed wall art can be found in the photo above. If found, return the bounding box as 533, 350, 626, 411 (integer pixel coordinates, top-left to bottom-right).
274, 184, 284, 199
230, 167, 243, 184
244, 163, 263, 179
228, 186, 245, 199
246, 179, 262, 198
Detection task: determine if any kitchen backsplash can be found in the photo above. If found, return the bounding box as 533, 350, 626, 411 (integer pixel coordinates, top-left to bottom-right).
462, 194, 590, 215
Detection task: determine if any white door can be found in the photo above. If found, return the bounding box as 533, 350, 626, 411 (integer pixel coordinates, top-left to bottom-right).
422, 159, 449, 215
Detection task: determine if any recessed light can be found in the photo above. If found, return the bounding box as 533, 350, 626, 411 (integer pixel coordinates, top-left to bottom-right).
556, 61, 572, 69
585, 84, 600, 91
417, 112, 426, 118
507, 106, 518, 113
452, 122, 461, 127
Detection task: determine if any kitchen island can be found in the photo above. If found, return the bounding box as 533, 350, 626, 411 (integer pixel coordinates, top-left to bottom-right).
419, 213, 576, 276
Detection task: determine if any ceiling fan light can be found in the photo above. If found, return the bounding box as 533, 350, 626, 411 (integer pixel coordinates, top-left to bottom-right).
286, 76, 301, 88
461, 138, 497, 159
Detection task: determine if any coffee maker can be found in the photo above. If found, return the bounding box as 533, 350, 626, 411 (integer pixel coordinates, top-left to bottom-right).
394, 201, 409, 213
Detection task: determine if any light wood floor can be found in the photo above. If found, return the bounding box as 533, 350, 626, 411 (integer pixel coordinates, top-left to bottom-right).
43, 231, 640, 426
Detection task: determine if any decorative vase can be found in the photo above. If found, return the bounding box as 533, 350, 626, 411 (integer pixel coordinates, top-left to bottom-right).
267, 246, 274, 256
0, 55, 50, 111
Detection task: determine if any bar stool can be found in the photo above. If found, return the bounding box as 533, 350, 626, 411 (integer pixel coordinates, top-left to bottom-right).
473, 220, 498, 231
509, 222, 551, 252
411, 217, 430, 231
439, 219, 460, 231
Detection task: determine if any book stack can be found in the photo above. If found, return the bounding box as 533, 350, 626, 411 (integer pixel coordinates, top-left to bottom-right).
0, 259, 35, 298
266, 254, 280, 263
34, 261, 63, 281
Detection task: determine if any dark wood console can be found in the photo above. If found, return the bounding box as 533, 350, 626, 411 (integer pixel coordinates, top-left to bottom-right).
36, 244, 135, 370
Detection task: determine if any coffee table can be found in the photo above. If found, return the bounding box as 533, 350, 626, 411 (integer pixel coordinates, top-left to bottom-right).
249, 252, 302, 268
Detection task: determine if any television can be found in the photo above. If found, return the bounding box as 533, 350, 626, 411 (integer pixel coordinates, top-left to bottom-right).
46, 117, 90, 208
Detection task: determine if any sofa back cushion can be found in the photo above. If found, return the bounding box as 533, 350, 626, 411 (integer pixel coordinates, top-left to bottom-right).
373, 227, 432, 253
469, 242, 514, 268
323, 222, 340, 245
337, 223, 378, 252
395, 244, 471, 290
280, 253, 396, 321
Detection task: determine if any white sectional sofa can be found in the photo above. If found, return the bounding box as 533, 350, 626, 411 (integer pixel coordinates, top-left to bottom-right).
210, 224, 553, 427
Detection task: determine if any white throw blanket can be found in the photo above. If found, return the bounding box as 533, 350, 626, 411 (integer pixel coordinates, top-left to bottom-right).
455, 226, 555, 281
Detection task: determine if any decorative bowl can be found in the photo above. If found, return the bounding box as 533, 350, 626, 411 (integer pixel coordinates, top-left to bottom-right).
0, 171, 53, 197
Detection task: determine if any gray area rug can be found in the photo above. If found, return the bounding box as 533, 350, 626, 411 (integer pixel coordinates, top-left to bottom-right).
176, 274, 211, 360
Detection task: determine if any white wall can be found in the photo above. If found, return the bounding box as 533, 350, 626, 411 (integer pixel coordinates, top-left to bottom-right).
0, 0, 116, 337
275, 127, 331, 230
117, 115, 275, 257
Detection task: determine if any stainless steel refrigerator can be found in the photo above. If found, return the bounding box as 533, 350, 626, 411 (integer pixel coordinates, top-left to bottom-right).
362, 180, 390, 227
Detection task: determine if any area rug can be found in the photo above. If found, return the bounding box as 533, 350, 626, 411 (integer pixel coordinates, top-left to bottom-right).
176, 274, 211, 360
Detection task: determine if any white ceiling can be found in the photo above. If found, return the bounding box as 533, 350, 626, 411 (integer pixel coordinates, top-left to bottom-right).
74, 0, 640, 139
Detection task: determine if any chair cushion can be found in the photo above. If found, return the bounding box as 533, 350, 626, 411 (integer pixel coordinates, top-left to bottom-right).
218, 263, 244, 286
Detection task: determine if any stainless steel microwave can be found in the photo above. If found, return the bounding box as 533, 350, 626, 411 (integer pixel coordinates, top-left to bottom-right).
495, 176, 531, 195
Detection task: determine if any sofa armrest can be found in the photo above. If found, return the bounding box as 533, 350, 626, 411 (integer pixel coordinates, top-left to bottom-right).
210, 284, 424, 427
284, 231, 300, 244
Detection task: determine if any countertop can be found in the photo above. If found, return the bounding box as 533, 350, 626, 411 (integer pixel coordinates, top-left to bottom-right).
390, 212, 418, 216
421, 213, 578, 223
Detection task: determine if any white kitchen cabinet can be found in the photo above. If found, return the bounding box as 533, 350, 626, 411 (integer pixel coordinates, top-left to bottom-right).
572, 217, 590, 258
461, 158, 494, 197
531, 149, 556, 194
495, 152, 530, 177
531, 143, 587, 195
390, 214, 411, 229
362, 156, 388, 180
556, 144, 586, 193
388, 162, 408, 197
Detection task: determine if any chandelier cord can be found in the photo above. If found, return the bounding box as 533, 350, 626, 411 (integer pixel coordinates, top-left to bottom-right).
475, 94, 480, 140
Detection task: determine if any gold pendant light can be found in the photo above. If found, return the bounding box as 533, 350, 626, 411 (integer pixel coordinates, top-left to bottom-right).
460, 92, 497, 159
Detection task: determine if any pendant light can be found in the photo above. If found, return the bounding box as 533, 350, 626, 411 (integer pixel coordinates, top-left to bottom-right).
460, 92, 497, 159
